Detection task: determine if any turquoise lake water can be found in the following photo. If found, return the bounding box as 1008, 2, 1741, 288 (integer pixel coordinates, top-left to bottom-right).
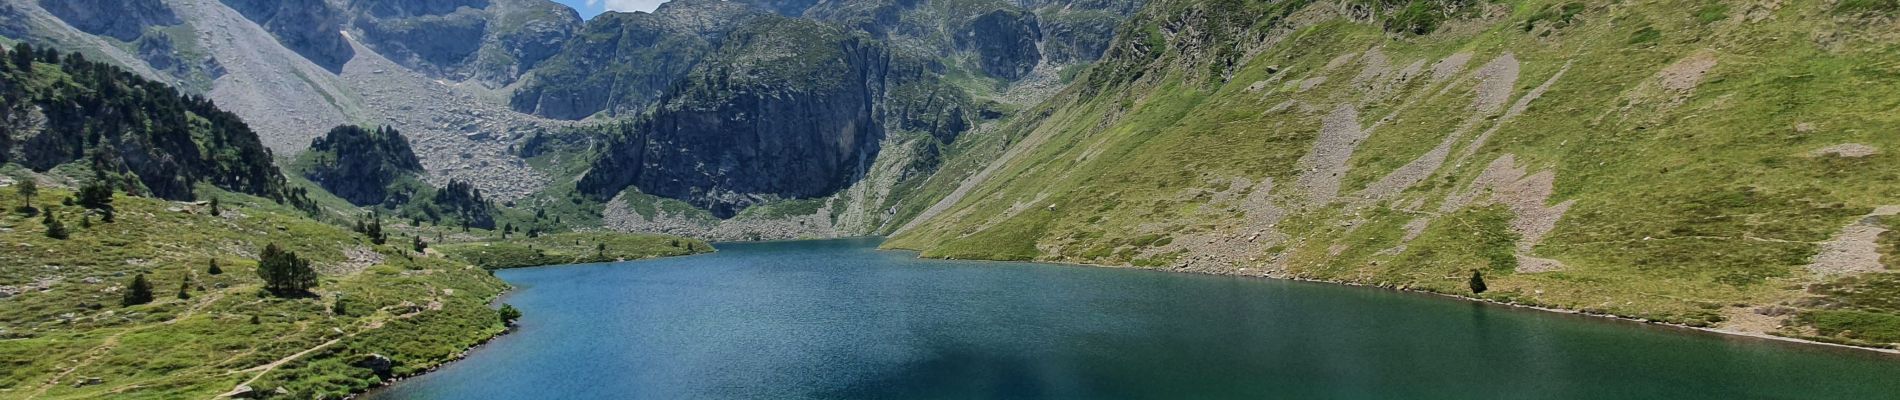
370, 238, 1900, 399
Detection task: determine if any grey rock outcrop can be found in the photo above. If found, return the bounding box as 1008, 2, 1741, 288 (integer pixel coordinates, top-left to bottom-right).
219, 0, 356, 72
579, 18, 891, 218
37, 0, 179, 42
957, 8, 1042, 80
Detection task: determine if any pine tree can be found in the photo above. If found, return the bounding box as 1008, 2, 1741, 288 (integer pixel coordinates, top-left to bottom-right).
332, 296, 348, 315
80, 213, 92, 228
209, 197, 221, 216
42, 211, 67, 239
596, 243, 606, 258
15, 178, 36, 213
356, 213, 387, 245
413, 235, 427, 253
368, 216, 386, 245
77, 177, 113, 212
207, 259, 223, 275
1468, 270, 1488, 294
9, 43, 31, 70
257, 243, 317, 297
177, 276, 192, 300
122, 274, 154, 306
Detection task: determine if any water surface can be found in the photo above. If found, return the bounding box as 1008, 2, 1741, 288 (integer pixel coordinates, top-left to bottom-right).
372, 238, 1900, 399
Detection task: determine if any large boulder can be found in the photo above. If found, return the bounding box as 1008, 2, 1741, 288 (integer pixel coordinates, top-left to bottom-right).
355, 353, 396, 378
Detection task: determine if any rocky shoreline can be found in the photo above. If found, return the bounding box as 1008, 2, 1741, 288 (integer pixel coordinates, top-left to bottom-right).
915, 250, 1900, 356
339, 292, 519, 400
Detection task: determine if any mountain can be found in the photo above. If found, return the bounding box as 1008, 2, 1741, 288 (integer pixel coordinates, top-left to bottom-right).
576, 16, 895, 218
508, 0, 765, 119
0, 0, 1141, 233
887, 0, 1900, 347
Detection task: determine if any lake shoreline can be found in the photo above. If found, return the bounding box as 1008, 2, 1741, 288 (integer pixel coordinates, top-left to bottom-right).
913, 251, 1900, 357
349, 248, 715, 400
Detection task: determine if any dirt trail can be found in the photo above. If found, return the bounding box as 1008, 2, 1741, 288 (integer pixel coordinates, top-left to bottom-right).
217, 337, 345, 397
216, 298, 441, 398
26, 286, 231, 399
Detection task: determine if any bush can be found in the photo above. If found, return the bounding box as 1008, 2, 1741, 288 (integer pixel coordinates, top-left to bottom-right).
123, 274, 154, 306
498, 304, 523, 326
41, 211, 68, 240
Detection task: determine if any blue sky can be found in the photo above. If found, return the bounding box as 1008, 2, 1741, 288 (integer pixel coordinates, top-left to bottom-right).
552, 0, 672, 18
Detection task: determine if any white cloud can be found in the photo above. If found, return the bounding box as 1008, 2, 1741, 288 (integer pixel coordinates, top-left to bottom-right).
602, 0, 669, 12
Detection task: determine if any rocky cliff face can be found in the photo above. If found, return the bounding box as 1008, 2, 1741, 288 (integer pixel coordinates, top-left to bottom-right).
956, 8, 1041, 80
579, 18, 890, 217
218, 0, 355, 72
36, 0, 180, 42
345, 0, 582, 85
0, 0, 1138, 239
508, 0, 764, 119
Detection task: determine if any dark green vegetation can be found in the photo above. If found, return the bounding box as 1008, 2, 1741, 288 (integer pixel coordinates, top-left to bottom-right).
295, 125, 425, 207
437, 231, 711, 270
257, 243, 318, 297
0, 43, 283, 201
889, 0, 1900, 348
292, 125, 502, 230
0, 47, 710, 398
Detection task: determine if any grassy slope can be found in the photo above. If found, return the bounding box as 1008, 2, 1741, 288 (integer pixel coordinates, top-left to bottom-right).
888, 0, 1900, 348
436, 231, 711, 270
0, 182, 704, 398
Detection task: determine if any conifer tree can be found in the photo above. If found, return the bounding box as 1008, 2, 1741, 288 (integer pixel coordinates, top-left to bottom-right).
42, 211, 67, 239
209, 197, 221, 216
177, 276, 192, 300
77, 176, 113, 213
207, 259, 223, 275
15, 178, 36, 213
123, 274, 154, 306
257, 243, 317, 296
1469, 270, 1488, 294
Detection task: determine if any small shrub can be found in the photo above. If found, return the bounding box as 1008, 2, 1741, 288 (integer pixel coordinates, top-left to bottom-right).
498, 304, 523, 326
123, 274, 154, 306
